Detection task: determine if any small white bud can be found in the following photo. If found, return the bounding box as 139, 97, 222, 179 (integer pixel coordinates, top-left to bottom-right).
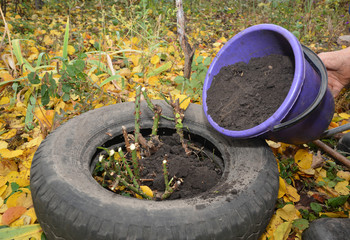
99, 155, 104, 162
141, 87, 146, 92
118, 147, 122, 152
176, 180, 181, 186
109, 149, 115, 157
130, 144, 136, 151
163, 160, 167, 164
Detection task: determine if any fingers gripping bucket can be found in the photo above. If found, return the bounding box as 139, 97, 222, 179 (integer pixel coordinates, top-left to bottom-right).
202, 24, 334, 145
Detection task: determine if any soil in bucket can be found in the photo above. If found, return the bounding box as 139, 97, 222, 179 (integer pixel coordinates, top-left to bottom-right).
206, 54, 294, 131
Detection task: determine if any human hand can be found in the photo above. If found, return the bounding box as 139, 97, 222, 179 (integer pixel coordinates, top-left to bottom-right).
318, 47, 350, 97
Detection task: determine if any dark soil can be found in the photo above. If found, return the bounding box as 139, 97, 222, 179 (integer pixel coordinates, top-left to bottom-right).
139, 134, 222, 200
206, 54, 294, 130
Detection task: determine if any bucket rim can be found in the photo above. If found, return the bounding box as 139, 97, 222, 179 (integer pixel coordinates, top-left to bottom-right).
202, 23, 305, 138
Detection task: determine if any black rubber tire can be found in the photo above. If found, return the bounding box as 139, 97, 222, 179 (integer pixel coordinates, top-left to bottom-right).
30, 100, 279, 240
302, 218, 350, 240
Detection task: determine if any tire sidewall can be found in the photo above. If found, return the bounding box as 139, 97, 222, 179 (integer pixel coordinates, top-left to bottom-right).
30, 100, 279, 240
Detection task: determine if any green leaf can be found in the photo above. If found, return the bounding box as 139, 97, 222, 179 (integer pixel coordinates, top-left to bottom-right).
204, 57, 211, 66
196, 55, 204, 64
25, 95, 36, 130
62, 93, 70, 102
292, 218, 309, 231
62, 84, 71, 93
73, 59, 85, 72
28, 72, 40, 84
99, 74, 122, 87
327, 195, 349, 208
147, 62, 172, 77
310, 202, 322, 213
62, 17, 70, 70
10, 182, 19, 192
174, 76, 185, 84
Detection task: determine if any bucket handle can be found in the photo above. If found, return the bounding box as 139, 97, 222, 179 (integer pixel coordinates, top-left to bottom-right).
272, 45, 327, 131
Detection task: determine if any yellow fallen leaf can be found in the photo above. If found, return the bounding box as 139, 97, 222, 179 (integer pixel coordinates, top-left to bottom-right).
294, 149, 312, 169
0, 160, 18, 176
16, 193, 33, 209
131, 37, 139, 45
0, 140, 8, 149
175, 94, 191, 110
0, 203, 8, 213
0, 149, 24, 159
339, 113, 350, 119
334, 181, 350, 195
23, 207, 37, 224
213, 42, 222, 47
0, 97, 10, 105
0, 176, 7, 187
10, 217, 24, 227
315, 168, 327, 183
0, 72, 14, 81
130, 55, 140, 66
67, 45, 75, 55
151, 55, 160, 65
0, 185, 7, 197
34, 108, 55, 128
6, 192, 23, 208
0, 197, 3, 208
94, 103, 104, 109
278, 177, 287, 198
148, 76, 159, 86
140, 185, 154, 198
274, 221, 292, 240
285, 184, 300, 202
1, 129, 17, 140
276, 204, 300, 222
167, 45, 175, 54
55, 100, 66, 115
120, 68, 132, 78
320, 212, 348, 218
6, 171, 30, 187
337, 171, 350, 181
264, 214, 283, 237
43, 35, 54, 45
26, 136, 43, 148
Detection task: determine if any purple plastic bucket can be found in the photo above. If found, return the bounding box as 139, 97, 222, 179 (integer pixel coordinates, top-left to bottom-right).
202, 24, 334, 144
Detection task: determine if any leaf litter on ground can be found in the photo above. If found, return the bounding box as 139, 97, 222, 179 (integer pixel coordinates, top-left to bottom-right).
0, 1, 350, 239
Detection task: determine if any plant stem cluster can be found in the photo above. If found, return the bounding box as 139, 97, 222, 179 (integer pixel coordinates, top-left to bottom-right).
93, 86, 190, 200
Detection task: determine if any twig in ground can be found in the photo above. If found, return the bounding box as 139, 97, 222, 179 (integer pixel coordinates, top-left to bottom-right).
313, 140, 350, 169
134, 85, 142, 144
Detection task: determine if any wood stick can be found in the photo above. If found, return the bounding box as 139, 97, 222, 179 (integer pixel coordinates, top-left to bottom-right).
312, 140, 350, 169
176, 0, 195, 80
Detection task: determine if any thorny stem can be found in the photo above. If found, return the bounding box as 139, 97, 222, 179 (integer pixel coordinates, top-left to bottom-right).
118, 147, 140, 189
130, 144, 140, 179
122, 126, 131, 153
170, 95, 191, 155
134, 85, 142, 144
152, 104, 162, 136
162, 157, 171, 192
